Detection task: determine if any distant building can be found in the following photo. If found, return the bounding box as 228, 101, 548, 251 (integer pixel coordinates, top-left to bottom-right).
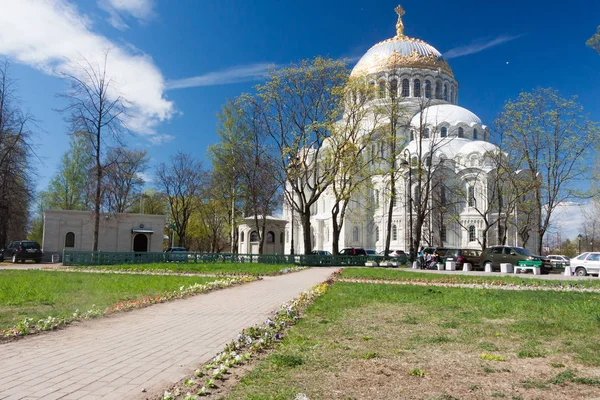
42, 210, 166, 259
238, 216, 286, 255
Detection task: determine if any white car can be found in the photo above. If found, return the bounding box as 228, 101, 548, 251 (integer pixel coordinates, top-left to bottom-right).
547, 254, 570, 267
570, 252, 600, 276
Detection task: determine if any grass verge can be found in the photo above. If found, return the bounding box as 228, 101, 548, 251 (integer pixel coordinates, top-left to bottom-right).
68, 262, 302, 276
340, 267, 600, 288
225, 282, 600, 399
0, 270, 246, 333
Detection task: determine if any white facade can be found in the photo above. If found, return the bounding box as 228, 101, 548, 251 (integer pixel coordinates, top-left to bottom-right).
238, 216, 286, 255
42, 210, 166, 258
282, 7, 539, 255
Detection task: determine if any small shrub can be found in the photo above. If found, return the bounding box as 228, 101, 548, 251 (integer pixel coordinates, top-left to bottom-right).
483, 367, 495, 374
550, 362, 565, 368
408, 368, 426, 377
518, 349, 545, 358
269, 354, 304, 368
361, 352, 378, 359
491, 393, 505, 398
480, 353, 505, 361
479, 342, 499, 352
468, 385, 481, 390
362, 335, 373, 341
521, 379, 548, 389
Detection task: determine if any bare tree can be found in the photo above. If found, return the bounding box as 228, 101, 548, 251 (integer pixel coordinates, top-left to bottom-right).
495, 88, 598, 254
58, 53, 128, 251
0, 60, 35, 246
155, 152, 206, 248
103, 148, 148, 213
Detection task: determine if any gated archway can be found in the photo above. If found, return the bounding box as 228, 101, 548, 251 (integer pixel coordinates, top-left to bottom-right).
133, 234, 148, 252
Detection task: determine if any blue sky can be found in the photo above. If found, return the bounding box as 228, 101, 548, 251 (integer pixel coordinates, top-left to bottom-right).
0, 0, 598, 239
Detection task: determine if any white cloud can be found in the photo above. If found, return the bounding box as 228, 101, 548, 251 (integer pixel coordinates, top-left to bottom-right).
99, 0, 155, 30
444, 34, 523, 59
0, 0, 174, 140
547, 201, 591, 240
166, 63, 276, 90
138, 171, 153, 184
147, 134, 174, 145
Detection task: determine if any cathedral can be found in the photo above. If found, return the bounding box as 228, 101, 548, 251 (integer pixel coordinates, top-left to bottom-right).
272, 6, 539, 256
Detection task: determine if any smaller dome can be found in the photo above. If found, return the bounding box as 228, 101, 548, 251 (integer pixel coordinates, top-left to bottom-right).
411, 104, 481, 128
459, 140, 499, 155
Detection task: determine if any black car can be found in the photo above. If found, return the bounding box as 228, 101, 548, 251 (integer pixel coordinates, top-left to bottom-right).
444, 248, 482, 269
480, 246, 551, 274
339, 247, 367, 256
2, 240, 43, 263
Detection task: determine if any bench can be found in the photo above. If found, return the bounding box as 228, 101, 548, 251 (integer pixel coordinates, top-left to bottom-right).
515, 260, 542, 275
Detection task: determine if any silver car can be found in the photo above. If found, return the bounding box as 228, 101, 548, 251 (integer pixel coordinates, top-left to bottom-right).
570, 252, 600, 276
547, 254, 570, 268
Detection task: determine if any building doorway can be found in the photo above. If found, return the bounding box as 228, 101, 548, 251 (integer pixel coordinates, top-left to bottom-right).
133, 234, 148, 252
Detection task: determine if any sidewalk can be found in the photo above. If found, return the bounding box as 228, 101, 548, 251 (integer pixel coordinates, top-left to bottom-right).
0, 267, 337, 400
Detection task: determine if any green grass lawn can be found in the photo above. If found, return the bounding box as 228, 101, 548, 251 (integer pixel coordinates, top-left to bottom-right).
69, 262, 296, 276
0, 270, 223, 329
226, 282, 600, 400
340, 267, 600, 288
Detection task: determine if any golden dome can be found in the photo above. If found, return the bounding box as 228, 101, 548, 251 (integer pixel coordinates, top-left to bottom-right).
350, 5, 453, 78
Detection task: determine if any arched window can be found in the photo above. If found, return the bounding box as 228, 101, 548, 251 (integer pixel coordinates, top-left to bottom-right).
286, 230, 289, 243
443, 84, 448, 101
280, 232, 284, 244
250, 231, 259, 242
450, 87, 454, 104
424, 128, 430, 138
353, 226, 359, 242
468, 225, 476, 242
401, 79, 410, 97
441, 127, 447, 137
375, 226, 380, 242
441, 225, 447, 242
390, 79, 398, 98
369, 81, 376, 99
65, 232, 75, 248
473, 128, 478, 140
266, 231, 275, 243
468, 185, 475, 207
425, 80, 432, 98
392, 224, 397, 241
240, 231, 245, 242
375, 189, 380, 207
392, 188, 397, 207
458, 127, 464, 138
378, 80, 385, 98
414, 79, 421, 97
410, 130, 414, 140
435, 81, 442, 99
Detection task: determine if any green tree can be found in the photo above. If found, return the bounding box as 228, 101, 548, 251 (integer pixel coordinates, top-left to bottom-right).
255, 57, 349, 254
495, 88, 598, 254
45, 131, 93, 210
128, 189, 167, 215
587, 26, 600, 54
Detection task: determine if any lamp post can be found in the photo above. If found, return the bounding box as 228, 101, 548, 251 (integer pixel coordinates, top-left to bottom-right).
290, 206, 295, 255
578, 233, 582, 254
402, 148, 414, 263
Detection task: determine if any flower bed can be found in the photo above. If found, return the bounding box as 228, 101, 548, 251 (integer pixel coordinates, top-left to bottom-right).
160, 280, 331, 399
0, 276, 259, 340
65, 265, 308, 277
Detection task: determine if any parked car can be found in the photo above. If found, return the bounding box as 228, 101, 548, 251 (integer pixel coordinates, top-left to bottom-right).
569, 252, 600, 276
378, 249, 408, 264
164, 246, 188, 262
422, 247, 452, 264
546, 254, 570, 268
1, 240, 43, 263
366, 249, 378, 256
311, 250, 332, 256
444, 248, 482, 270
339, 247, 367, 256
480, 246, 551, 274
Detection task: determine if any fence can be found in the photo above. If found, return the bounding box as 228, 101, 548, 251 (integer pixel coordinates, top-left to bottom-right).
61, 250, 380, 267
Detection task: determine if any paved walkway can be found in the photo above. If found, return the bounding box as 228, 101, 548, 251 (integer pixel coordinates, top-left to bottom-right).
0, 267, 337, 400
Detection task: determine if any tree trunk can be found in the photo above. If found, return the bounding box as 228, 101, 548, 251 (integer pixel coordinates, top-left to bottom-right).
331, 203, 341, 255
93, 134, 101, 252
301, 207, 312, 255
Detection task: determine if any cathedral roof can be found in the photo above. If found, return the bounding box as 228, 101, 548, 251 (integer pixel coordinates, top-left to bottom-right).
411, 104, 482, 127
350, 5, 453, 78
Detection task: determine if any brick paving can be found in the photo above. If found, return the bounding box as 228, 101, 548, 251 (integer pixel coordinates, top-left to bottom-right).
0, 267, 337, 400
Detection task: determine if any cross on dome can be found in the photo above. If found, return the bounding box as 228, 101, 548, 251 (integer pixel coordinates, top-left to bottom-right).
394, 4, 405, 37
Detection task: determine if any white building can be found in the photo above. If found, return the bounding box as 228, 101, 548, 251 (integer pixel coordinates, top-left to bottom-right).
238, 216, 286, 255
42, 210, 166, 258
282, 6, 538, 255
